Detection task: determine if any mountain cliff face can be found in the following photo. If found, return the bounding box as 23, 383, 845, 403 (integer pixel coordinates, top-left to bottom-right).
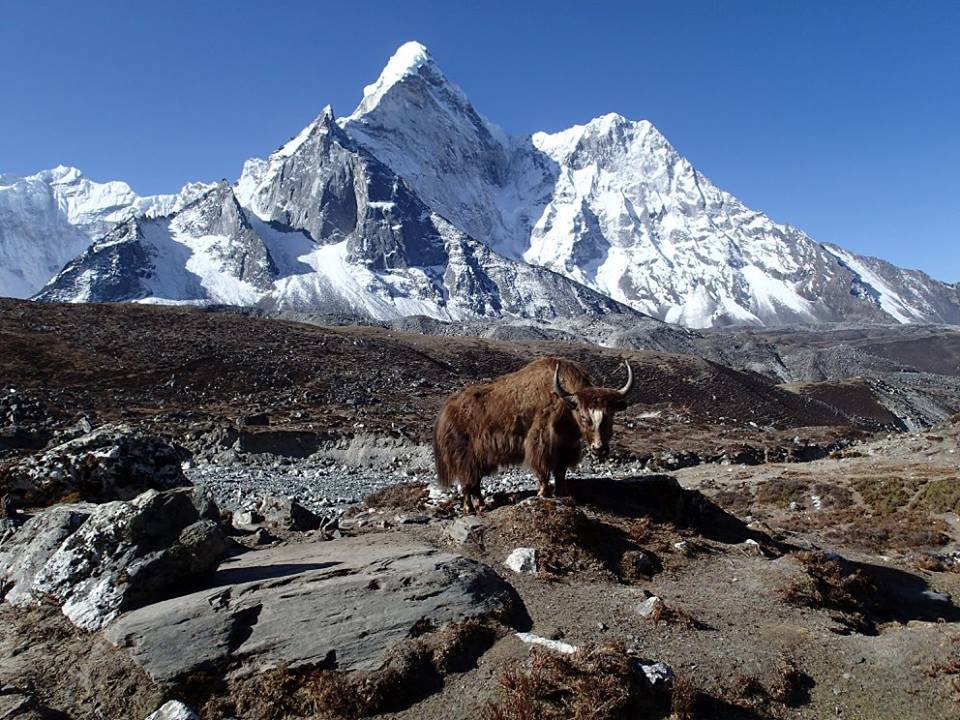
340, 42, 960, 328
10, 42, 960, 326
39, 113, 630, 322
0, 166, 210, 299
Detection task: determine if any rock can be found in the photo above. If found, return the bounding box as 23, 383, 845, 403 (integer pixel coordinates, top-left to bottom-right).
3, 487, 226, 630
673, 540, 690, 555
144, 701, 199, 720
236, 413, 270, 427
105, 534, 519, 684
251, 527, 277, 545
504, 547, 537, 574
740, 538, 765, 556
395, 512, 430, 524
637, 595, 664, 618
0, 504, 93, 605
620, 549, 653, 577
0, 424, 188, 506
257, 496, 321, 531
637, 660, 674, 687
232, 509, 264, 529
0, 692, 35, 719
515, 632, 578, 655
450, 516, 484, 544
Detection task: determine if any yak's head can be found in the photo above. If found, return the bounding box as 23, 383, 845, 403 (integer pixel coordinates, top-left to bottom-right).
553, 362, 633, 459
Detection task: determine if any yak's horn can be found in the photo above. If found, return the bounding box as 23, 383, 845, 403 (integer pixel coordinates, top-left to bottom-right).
617, 361, 634, 396
553, 364, 577, 404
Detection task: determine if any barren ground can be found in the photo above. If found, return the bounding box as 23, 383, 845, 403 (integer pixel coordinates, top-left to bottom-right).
2, 300, 959, 719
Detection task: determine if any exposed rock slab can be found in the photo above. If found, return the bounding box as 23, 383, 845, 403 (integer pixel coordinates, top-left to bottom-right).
105, 533, 519, 684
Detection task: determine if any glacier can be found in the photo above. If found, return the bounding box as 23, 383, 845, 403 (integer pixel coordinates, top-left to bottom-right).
0, 166, 211, 299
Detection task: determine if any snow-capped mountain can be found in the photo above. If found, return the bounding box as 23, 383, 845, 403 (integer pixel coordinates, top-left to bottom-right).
341, 42, 960, 328
0, 166, 210, 298
11, 41, 960, 327
38, 111, 630, 322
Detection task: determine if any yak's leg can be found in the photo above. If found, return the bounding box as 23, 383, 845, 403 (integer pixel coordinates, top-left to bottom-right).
461, 473, 484, 515
553, 465, 568, 497
533, 469, 553, 498
524, 422, 555, 499
472, 483, 486, 512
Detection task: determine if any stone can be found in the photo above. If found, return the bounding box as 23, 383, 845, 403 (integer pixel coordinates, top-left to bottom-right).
673, 540, 690, 555
144, 701, 199, 720
232, 509, 264, 529
504, 547, 537, 574
236, 413, 270, 427
395, 512, 430, 524
621, 549, 653, 576
0, 693, 35, 719
740, 538, 765, 556
251, 527, 277, 545
515, 632, 578, 655
638, 660, 674, 687
105, 534, 519, 684
0, 424, 188, 506
449, 516, 484, 544
3, 487, 226, 630
637, 595, 664, 618
257, 496, 321, 531
0, 504, 93, 605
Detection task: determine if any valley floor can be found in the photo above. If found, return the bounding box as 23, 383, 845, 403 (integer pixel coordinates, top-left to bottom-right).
1, 300, 959, 719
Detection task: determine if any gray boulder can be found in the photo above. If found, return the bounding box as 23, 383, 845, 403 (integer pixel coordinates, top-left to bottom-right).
106, 534, 519, 683
0, 423, 188, 506
0, 503, 93, 604
1, 487, 226, 630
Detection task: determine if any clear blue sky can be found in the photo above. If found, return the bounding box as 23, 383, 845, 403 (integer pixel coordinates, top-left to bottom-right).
2, 1, 958, 281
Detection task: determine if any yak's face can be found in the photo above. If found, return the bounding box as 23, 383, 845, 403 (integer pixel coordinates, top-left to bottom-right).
569, 392, 629, 458
554, 363, 633, 460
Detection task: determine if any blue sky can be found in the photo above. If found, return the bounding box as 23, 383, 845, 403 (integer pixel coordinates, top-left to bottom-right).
2, 1, 958, 281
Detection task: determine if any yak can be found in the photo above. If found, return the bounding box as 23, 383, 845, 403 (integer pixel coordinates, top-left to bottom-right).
433, 356, 634, 512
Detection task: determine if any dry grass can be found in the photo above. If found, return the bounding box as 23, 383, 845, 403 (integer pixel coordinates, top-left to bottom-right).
852, 476, 924, 515
755, 477, 810, 508
780, 551, 879, 634
487, 499, 661, 584
782, 507, 950, 553
480, 642, 668, 720
916, 478, 960, 514
197, 619, 499, 719
925, 640, 960, 705
362, 482, 430, 512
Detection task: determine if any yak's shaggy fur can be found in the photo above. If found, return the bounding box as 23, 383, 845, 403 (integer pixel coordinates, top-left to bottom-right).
433, 357, 631, 511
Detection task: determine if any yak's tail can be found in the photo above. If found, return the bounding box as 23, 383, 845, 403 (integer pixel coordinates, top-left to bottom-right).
432, 415, 453, 489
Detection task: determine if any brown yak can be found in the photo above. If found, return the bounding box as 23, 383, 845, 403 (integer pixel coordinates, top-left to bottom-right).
433, 356, 633, 512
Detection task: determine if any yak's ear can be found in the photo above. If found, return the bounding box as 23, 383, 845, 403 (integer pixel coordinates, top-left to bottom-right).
611, 398, 630, 412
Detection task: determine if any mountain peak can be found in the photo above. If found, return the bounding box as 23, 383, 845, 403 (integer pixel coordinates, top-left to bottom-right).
351, 41, 448, 118
374, 41, 434, 87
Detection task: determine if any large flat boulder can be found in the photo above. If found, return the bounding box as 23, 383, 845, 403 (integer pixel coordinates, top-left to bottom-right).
105, 534, 519, 684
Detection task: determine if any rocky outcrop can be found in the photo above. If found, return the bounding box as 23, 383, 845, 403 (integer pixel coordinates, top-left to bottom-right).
0, 424, 188, 507
105, 533, 520, 683
0, 503, 91, 605
0, 487, 226, 630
